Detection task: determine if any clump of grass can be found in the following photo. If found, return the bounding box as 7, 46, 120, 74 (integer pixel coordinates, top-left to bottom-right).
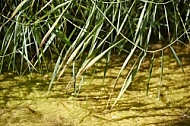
1, 0, 189, 108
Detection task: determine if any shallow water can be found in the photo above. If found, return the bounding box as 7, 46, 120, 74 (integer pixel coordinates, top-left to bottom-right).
0, 44, 190, 126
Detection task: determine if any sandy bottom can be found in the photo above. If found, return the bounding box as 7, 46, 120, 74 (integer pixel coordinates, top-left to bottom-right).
1, 46, 190, 126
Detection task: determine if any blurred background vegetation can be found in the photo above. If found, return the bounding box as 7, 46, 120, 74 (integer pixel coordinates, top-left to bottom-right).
0, 0, 190, 102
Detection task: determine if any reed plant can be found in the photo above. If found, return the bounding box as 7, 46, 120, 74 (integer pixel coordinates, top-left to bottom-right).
0, 0, 189, 107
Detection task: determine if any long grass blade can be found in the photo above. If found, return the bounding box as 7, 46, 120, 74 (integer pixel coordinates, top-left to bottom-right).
164, 5, 170, 41
169, 46, 185, 73
47, 48, 64, 94
0, 0, 30, 30
76, 39, 122, 78
158, 50, 164, 99
111, 51, 146, 109
146, 53, 154, 95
